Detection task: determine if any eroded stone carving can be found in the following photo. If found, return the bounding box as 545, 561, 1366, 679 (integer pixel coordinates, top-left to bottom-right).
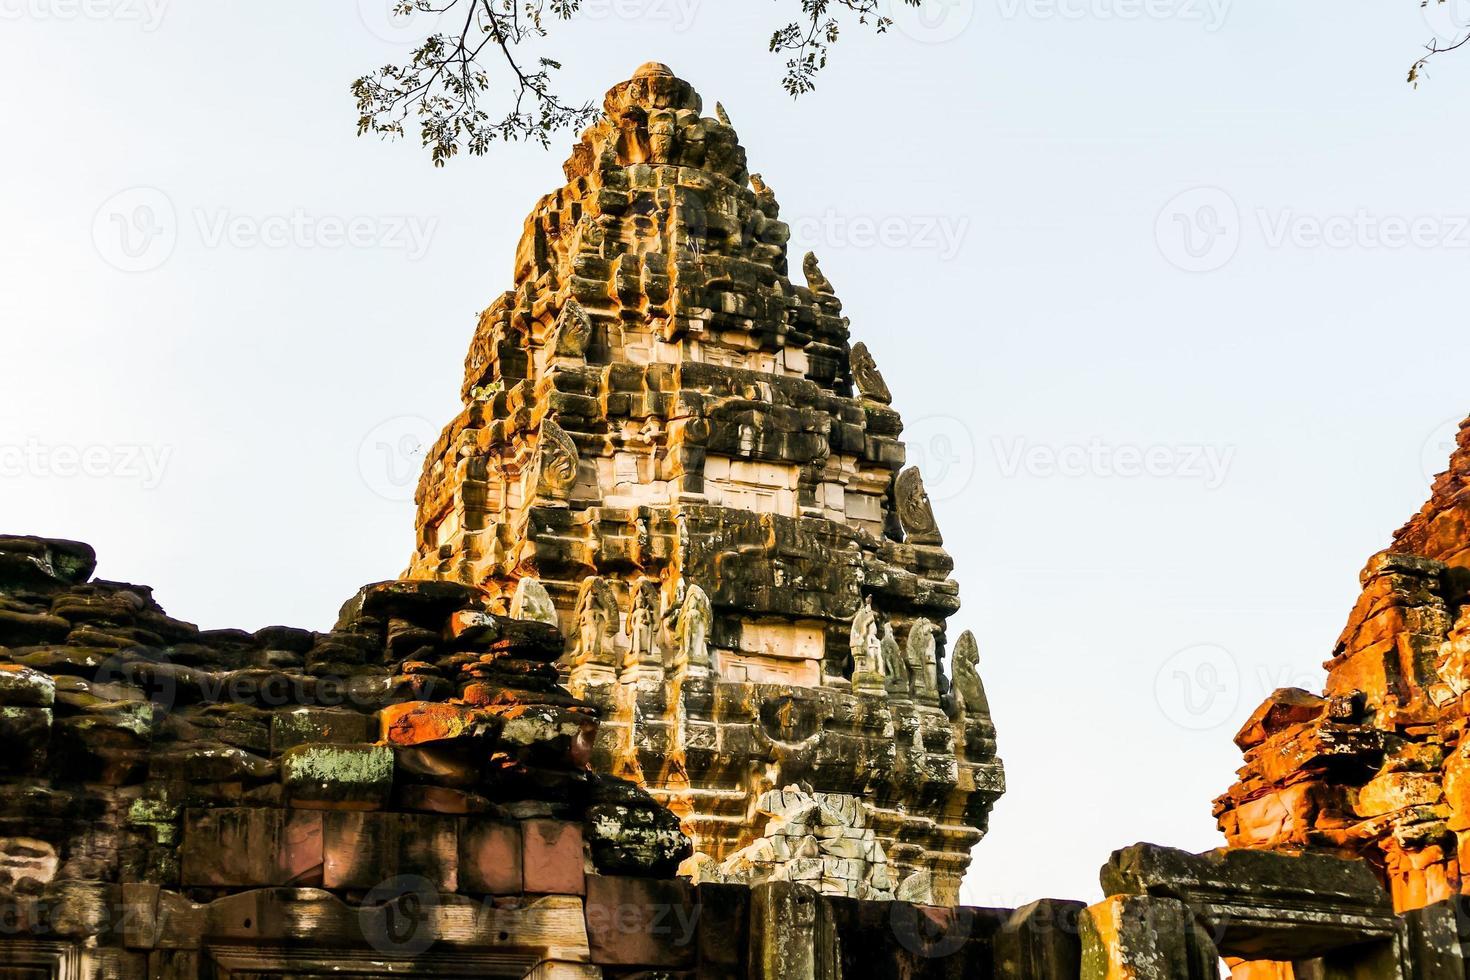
510, 576, 559, 626
895, 467, 941, 545
803, 251, 835, 295
675, 583, 712, 674
849, 342, 891, 404
625, 577, 662, 675
573, 576, 619, 670
849, 596, 887, 696
951, 629, 990, 720
882, 622, 910, 698
552, 298, 593, 358
907, 618, 940, 705
534, 419, 580, 503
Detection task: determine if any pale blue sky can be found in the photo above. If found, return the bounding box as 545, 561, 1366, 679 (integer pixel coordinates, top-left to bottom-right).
4, 0, 1469, 906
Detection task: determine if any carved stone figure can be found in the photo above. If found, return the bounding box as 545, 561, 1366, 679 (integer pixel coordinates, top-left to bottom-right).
552, 298, 592, 358
675, 583, 712, 673
849, 342, 892, 405
894, 467, 942, 545
572, 577, 619, 668
534, 420, 580, 503
802, 251, 835, 295
849, 596, 886, 695
882, 623, 910, 698
509, 576, 558, 627
950, 630, 990, 720
906, 618, 940, 705
625, 578, 661, 673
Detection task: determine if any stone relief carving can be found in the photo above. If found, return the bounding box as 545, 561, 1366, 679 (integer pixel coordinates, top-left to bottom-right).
694, 785, 895, 901
533, 419, 580, 503
894, 467, 941, 545
572, 577, 619, 668
552, 299, 592, 358
509, 576, 559, 627
849, 342, 892, 405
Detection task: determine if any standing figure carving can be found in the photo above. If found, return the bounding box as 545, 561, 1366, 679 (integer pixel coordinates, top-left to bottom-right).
675, 583, 713, 674
882, 623, 910, 698
625, 578, 661, 673
849, 596, 887, 695
906, 618, 940, 705
572, 577, 619, 668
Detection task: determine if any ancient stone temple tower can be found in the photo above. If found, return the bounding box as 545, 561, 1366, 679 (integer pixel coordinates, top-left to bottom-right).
405, 63, 1003, 905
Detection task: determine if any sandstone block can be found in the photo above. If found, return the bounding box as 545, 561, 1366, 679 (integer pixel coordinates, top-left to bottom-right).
583, 874, 696, 968
459, 818, 522, 894
522, 819, 585, 895
322, 811, 457, 890
180, 808, 323, 887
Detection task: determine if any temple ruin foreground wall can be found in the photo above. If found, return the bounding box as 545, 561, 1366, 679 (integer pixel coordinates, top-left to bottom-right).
4, 539, 1468, 980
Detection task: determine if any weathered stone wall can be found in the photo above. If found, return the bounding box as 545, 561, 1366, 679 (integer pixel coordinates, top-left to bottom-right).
0, 534, 1019, 979
400, 63, 1003, 905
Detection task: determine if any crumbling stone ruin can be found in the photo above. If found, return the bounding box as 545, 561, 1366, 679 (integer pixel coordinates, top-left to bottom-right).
13, 61, 1470, 980
402, 62, 1002, 906
1217, 415, 1470, 913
